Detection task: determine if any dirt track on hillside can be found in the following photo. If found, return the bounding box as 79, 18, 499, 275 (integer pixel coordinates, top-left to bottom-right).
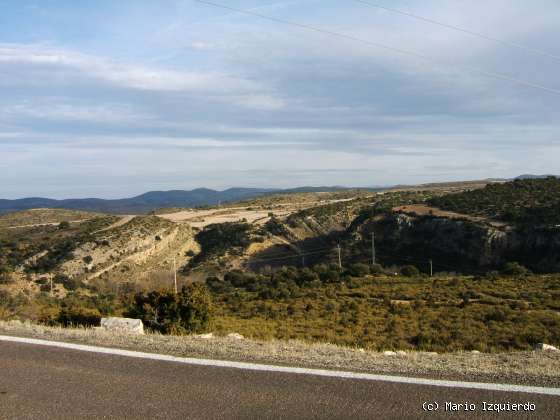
393, 204, 508, 228
158, 198, 360, 228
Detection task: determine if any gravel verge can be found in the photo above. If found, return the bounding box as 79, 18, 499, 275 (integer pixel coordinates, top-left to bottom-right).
1, 320, 559, 388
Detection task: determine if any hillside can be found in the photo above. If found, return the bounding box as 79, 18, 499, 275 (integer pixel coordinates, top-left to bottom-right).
0, 211, 197, 296
184, 184, 560, 274
0, 208, 100, 229
429, 177, 560, 227
1, 187, 560, 354
0, 187, 363, 215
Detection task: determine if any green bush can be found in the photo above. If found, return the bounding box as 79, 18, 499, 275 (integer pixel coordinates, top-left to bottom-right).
400, 265, 420, 277
347, 263, 370, 277
192, 222, 252, 264
370, 263, 384, 274
128, 284, 212, 334
501, 262, 529, 277
58, 221, 70, 229
57, 307, 101, 327
53, 274, 83, 291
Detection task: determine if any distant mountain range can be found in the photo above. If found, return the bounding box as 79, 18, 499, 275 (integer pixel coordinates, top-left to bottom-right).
0, 186, 364, 215
3, 176, 556, 215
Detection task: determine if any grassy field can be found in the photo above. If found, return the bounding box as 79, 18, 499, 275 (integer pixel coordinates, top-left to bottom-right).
208, 271, 560, 352
2, 268, 559, 352
0, 208, 101, 229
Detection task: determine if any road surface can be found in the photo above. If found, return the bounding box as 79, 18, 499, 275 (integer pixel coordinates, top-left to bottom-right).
1, 339, 559, 419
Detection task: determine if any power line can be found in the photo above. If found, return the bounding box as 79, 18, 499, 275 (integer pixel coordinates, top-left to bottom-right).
247, 243, 336, 260
248, 248, 333, 263
351, 0, 560, 63
193, 0, 560, 96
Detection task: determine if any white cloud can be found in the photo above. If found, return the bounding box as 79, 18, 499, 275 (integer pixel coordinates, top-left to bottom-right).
0, 43, 261, 94
1, 1, 559, 197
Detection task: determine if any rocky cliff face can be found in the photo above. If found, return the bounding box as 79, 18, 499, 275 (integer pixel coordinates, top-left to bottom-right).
353, 213, 560, 273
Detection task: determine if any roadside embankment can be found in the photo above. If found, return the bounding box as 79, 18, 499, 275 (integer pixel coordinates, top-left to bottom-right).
1, 320, 559, 388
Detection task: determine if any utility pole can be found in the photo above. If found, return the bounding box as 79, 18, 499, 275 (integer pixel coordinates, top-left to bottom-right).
429, 259, 433, 277
336, 244, 342, 269
173, 256, 178, 294
301, 253, 305, 268
49, 274, 53, 297
371, 231, 376, 265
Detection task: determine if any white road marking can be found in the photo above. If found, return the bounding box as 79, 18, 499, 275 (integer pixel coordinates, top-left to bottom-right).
1, 335, 559, 396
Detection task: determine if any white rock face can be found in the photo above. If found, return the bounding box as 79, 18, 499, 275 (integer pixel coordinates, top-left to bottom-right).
227, 333, 244, 340
534, 343, 559, 352
100, 317, 144, 335
196, 333, 214, 339
396, 351, 407, 355
383, 351, 397, 356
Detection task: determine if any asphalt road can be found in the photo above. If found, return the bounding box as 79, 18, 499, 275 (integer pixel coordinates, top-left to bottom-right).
1, 341, 559, 419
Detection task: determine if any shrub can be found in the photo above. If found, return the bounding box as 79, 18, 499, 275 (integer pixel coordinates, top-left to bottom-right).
263, 217, 289, 236
370, 263, 384, 274
53, 274, 83, 291
128, 283, 212, 334
347, 263, 370, 277
58, 221, 70, 229
193, 222, 252, 262
400, 265, 420, 277
501, 262, 529, 277
0, 272, 14, 285
57, 307, 101, 327
224, 270, 251, 288
206, 276, 231, 293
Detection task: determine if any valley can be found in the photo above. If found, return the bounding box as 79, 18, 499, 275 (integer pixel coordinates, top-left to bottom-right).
1, 178, 559, 353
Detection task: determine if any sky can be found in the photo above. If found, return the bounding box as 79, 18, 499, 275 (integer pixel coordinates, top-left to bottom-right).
1, 0, 559, 198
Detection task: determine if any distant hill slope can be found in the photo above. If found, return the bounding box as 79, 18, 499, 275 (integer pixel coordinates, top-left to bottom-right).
515, 174, 558, 180
0, 187, 357, 215
429, 177, 560, 227
0, 209, 100, 229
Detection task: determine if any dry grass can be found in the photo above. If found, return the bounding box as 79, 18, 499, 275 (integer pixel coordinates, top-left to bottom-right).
1, 320, 559, 388
0, 208, 100, 229
393, 204, 508, 228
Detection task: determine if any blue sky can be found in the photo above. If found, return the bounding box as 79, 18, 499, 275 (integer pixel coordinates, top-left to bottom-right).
1, 0, 559, 198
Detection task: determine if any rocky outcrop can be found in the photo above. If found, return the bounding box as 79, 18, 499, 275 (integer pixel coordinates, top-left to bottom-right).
100, 317, 144, 334
534, 343, 559, 352
354, 212, 560, 272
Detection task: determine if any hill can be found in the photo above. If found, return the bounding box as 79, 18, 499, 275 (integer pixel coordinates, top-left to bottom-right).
0, 187, 360, 215
428, 177, 560, 227
0, 209, 101, 229
515, 174, 558, 180
2, 188, 560, 354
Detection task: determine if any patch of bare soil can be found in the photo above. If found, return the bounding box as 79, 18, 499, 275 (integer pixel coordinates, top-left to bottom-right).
158, 197, 364, 229
0, 208, 100, 229
93, 215, 136, 233
393, 204, 508, 229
